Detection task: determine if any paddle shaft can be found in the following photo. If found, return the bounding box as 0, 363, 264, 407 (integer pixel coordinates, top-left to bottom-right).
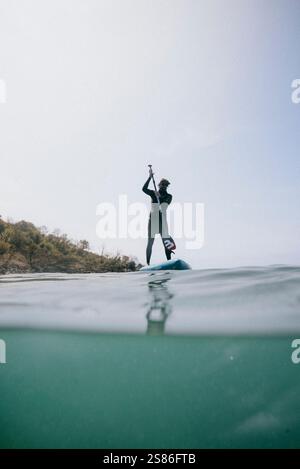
148, 165, 160, 206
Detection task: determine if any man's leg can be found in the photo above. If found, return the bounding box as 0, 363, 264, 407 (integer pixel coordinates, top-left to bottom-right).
147, 217, 155, 265
159, 214, 171, 261
161, 237, 171, 260
146, 237, 155, 265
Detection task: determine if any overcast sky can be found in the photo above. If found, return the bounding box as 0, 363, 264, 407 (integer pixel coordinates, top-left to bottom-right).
0, 0, 299, 268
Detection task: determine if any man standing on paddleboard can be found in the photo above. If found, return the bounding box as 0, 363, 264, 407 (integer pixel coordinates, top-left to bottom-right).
142, 166, 176, 265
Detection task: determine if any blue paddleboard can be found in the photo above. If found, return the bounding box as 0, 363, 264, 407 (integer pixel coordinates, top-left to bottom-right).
140, 259, 191, 271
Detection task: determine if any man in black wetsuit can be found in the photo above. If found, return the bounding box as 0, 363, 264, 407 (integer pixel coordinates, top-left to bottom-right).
142, 167, 173, 265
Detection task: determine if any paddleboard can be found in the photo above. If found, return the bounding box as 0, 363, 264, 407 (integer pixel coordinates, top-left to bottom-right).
140, 259, 191, 271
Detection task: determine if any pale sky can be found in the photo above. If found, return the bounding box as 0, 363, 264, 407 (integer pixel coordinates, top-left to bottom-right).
0, 0, 299, 268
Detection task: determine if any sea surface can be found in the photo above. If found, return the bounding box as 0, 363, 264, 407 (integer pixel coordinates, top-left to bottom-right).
0, 265, 300, 448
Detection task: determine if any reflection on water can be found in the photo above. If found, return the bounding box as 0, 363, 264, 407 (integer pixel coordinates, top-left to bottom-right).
1, 266, 300, 335
146, 274, 173, 336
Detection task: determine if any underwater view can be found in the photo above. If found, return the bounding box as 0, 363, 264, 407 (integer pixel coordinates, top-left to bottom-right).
1, 266, 300, 448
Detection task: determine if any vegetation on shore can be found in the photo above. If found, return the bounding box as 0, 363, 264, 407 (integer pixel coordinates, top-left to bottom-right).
0, 217, 141, 274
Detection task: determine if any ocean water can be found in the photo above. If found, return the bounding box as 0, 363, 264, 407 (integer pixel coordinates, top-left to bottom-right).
0, 265, 300, 448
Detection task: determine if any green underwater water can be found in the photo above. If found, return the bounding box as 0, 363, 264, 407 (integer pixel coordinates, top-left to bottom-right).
0, 330, 299, 449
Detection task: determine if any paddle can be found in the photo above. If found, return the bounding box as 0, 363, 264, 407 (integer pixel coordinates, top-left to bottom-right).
148, 164, 160, 207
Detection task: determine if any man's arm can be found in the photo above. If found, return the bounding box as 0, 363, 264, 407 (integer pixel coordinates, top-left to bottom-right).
142, 176, 155, 198
166, 194, 172, 205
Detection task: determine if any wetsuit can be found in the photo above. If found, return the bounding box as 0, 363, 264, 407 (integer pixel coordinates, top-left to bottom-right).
142, 176, 172, 264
